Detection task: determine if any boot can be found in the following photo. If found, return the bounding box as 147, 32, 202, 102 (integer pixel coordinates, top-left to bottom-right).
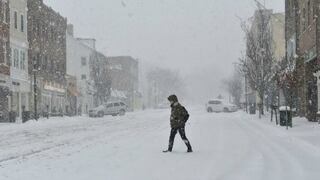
162, 149, 172, 153
185, 141, 192, 153
163, 141, 173, 153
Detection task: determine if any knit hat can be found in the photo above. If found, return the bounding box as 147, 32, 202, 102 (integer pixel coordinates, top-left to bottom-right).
168, 94, 178, 102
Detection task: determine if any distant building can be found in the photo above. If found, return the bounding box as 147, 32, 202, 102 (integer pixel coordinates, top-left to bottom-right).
27, 0, 67, 115
90, 50, 111, 107
0, 0, 10, 121
108, 56, 140, 111
271, 13, 285, 62
66, 24, 97, 114
247, 10, 285, 109
9, 0, 30, 121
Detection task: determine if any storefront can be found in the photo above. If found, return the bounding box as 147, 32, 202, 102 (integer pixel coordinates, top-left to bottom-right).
0, 85, 10, 122
41, 81, 66, 115
10, 80, 30, 120
304, 50, 318, 121
66, 75, 79, 116
313, 70, 320, 121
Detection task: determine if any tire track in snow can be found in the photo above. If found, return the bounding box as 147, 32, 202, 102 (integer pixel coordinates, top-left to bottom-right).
229, 116, 306, 180
195, 112, 258, 180
0, 110, 169, 165
207, 114, 265, 180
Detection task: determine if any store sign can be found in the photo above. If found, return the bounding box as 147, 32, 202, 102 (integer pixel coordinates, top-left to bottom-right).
44, 83, 65, 93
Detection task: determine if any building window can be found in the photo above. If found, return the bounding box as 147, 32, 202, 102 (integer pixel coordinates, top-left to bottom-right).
81, 57, 87, 66
21, 14, 24, 32
14, 11, 18, 29
20, 51, 26, 70
37, 23, 40, 36
302, 8, 306, 31
307, 1, 310, 25
291, 1, 295, 18
14, 49, 19, 68
3, 41, 8, 65
81, 75, 87, 80
46, 57, 50, 70
2, 3, 7, 23
49, 58, 53, 71
43, 55, 47, 70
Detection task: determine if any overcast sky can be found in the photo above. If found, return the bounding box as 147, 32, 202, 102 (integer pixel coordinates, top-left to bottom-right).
44, 0, 284, 102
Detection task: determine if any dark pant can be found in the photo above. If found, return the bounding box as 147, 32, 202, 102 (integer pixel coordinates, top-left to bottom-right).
168, 127, 192, 151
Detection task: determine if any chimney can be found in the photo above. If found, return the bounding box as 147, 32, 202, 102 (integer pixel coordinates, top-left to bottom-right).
67, 24, 74, 37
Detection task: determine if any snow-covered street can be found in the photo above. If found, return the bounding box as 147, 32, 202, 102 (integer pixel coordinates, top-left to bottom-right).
1, 107, 320, 180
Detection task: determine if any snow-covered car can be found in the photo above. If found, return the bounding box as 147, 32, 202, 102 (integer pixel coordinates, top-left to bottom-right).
89, 101, 127, 117
206, 99, 238, 113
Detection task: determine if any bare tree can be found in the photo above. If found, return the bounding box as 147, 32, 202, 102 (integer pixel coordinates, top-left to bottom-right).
276, 56, 297, 112
239, 5, 276, 118
146, 67, 185, 107
223, 70, 243, 107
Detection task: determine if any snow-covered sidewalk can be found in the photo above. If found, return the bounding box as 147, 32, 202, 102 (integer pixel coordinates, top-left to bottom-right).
0, 107, 320, 180
246, 112, 320, 149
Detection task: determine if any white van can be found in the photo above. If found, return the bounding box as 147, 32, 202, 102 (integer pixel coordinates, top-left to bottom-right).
89, 101, 127, 117
206, 99, 238, 113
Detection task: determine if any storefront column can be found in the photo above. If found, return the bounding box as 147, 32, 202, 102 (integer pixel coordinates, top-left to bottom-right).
313, 71, 320, 119
26, 93, 29, 111
18, 91, 22, 119
8, 93, 11, 112
17, 92, 22, 123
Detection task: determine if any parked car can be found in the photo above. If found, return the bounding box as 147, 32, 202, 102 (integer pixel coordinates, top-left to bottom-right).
206, 99, 238, 113
89, 101, 127, 117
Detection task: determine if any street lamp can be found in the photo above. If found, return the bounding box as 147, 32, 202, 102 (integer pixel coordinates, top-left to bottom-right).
33, 58, 38, 121
33, 47, 40, 121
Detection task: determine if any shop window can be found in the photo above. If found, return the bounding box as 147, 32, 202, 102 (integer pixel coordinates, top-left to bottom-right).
14, 49, 19, 68
21, 14, 24, 32
81, 57, 87, 66
14, 11, 18, 29
20, 51, 26, 70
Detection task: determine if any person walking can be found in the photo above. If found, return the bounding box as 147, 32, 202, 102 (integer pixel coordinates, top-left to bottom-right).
163, 95, 193, 153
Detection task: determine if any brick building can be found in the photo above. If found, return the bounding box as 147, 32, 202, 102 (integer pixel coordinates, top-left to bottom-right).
285, 0, 320, 121
0, 0, 10, 121
285, 0, 301, 115
108, 56, 140, 111
9, 0, 30, 121
27, 0, 67, 115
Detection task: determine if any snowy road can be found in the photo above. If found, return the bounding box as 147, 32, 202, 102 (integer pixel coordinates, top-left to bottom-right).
0, 107, 320, 180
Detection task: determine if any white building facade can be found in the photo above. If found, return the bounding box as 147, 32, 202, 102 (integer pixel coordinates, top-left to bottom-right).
66, 25, 95, 114
9, 0, 30, 121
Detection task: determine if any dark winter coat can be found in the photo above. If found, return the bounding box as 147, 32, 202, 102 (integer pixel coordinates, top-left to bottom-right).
170, 102, 189, 128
